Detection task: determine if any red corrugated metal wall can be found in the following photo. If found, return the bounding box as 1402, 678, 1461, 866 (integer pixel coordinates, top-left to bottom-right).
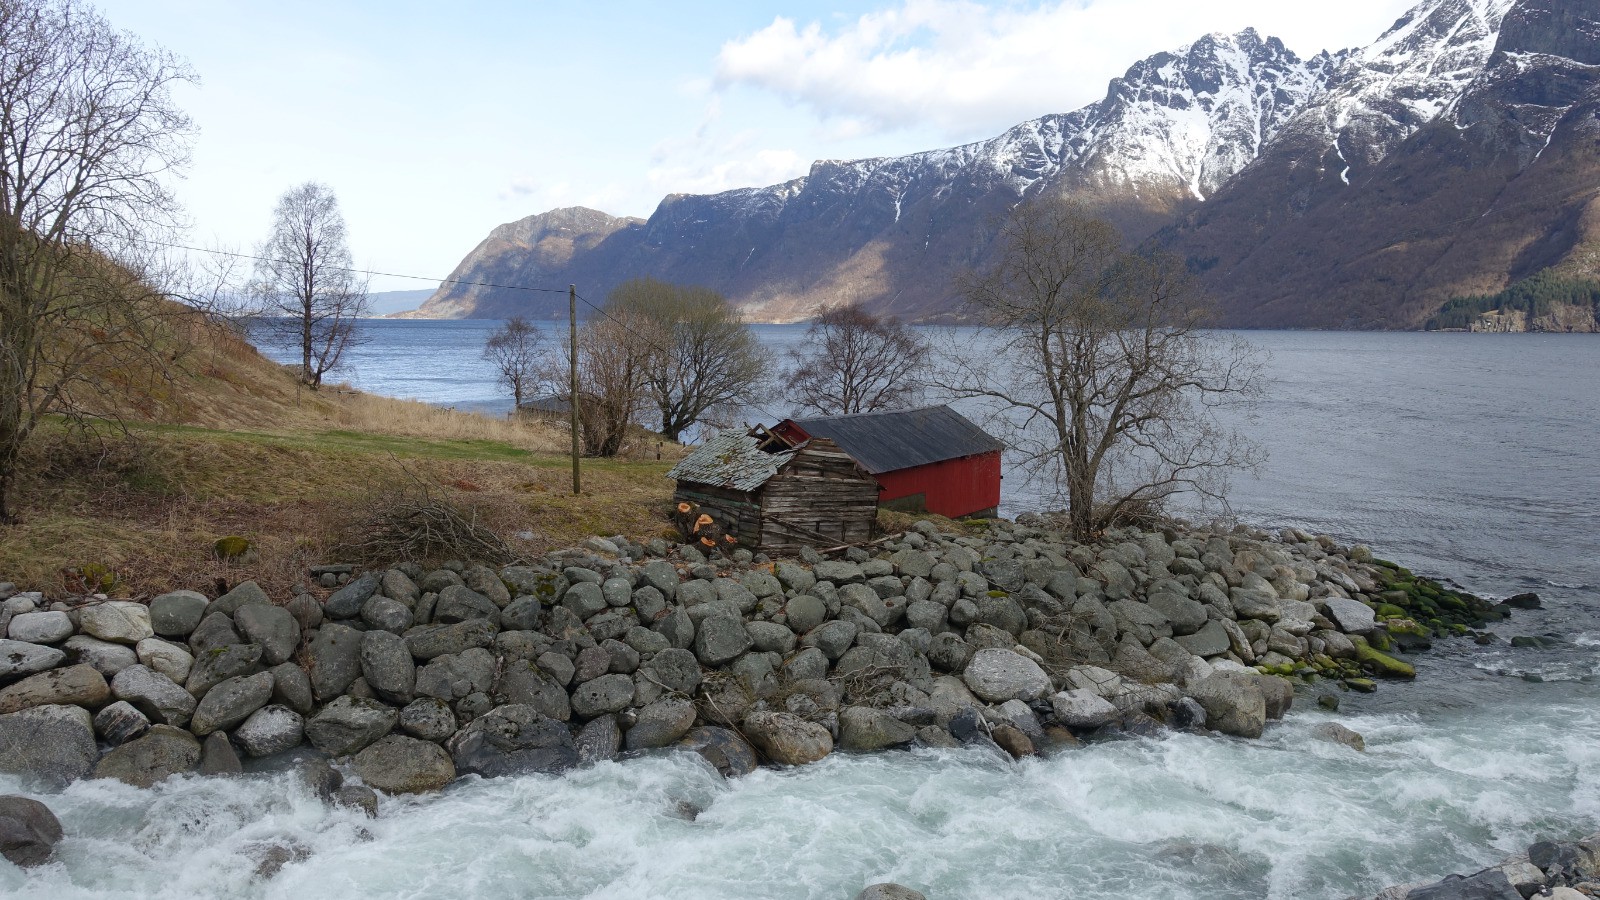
875, 451, 1001, 518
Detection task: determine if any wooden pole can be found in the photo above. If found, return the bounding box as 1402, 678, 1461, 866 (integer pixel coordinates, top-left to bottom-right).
569, 284, 581, 495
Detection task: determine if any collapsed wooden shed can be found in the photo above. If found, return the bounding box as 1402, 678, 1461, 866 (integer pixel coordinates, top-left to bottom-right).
666, 428, 879, 553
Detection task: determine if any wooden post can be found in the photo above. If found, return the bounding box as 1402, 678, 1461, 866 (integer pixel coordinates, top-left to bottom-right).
569, 284, 581, 495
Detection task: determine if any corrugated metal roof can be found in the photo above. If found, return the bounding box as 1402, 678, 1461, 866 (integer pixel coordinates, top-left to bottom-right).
789, 405, 1002, 475
667, 429, 799, 492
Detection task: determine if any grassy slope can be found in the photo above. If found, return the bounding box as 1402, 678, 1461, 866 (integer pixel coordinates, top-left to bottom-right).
2, 310, 681, 599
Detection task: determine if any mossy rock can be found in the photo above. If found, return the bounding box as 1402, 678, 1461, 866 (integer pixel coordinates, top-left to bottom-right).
74, 562, 121, 594
1375, 603, 1409, 618
1383, 618, 1430, 639
1354, 642, 1416, 679
985, 590, 1010, 598
1379, 590, 1411, 606
213, 536, 252, 561
1366, 629, 1394, 652
1344, 678, 1378, 693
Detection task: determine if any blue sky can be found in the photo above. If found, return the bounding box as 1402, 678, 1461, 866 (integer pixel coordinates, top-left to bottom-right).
95, 0, 1418, 292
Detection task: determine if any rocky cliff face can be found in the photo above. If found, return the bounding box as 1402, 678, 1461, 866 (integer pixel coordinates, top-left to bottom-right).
416, 0, 1600, 329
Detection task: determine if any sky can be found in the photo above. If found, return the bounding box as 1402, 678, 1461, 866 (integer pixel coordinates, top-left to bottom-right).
95, 0, 1420, 293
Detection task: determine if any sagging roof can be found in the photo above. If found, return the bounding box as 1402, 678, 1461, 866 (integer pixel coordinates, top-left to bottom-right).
667, 428, 800, 492
787, 405, 1002, 475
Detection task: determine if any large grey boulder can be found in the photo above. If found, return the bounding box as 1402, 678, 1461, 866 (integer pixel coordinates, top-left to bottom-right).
78, 601, 153, 645
570, 673, 634, 719
495, 658, 571, 721
675, 726, 758, 778
0, 639, 65, 678
269, 662, 314, 714
64, 635, 138, 677
304, 696, 398, 756
0, 704, 99, 788
575, 714, 621, 764
403, 620, 497, 659
199, 730, 242, 775
462, 564, 511, 607
399, 697, 456, 742
800, 620, 858, 661
433, 585, 500, 627
1050, 689, 1119, 729
962, 648, 1051, 703
694, 615, 752, 666
361, 595, 413, 634
1173, 620, 1231, 658
414, 648, 495, 702
838, 706, 917, 751
0, 795, 64, 868
149, 590, 209, 638
8, 611, 73, 644
94, 700, 150, 745
306, 623, 364, 701
190, 671, 274, 736
746, 621, 797, 654
233, 705, 305, 758
1146, 594, 1208, 636
187, 612, 241, 653
233, 604, 300, 665
380, 569, 421, 607
624, 699, 697, 750
1186, 672, 1266, 738
92, 724, 201, 788
1323, 597, 1378, 634
211, 581, 271, 616
446, 704, 577, 777
742, 710, 832, 765
111, 664, 196, 727
185, 642, 263, 699
353, 735, 455, 793
324, 573, 379, 619
360, 630, 416, 704
1403, 870, 1523, 900
641, 648, 701, 696
0, 663, 110, 714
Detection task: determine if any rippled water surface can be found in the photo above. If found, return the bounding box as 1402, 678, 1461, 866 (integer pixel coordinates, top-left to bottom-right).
58, 325, 1582, 900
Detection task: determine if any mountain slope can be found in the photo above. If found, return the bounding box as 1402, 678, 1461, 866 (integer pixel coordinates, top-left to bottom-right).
416, 0, 1600, 329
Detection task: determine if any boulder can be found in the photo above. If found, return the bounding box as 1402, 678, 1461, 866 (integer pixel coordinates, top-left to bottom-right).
78, 601, 154, 645
501, 597, 542, 632
211, 581, 271, 616
306, 623, 365, 701
838, 706, 917, 751
149, 591, 209, 638
0, 704, 99, 788
324, 572, 380, 619
446, 704, 578, 777
398, 697, 456, 742
92, 724, 201, 787
187, 612, 241, 653
571, 673, 635, 719
190, 671, 274, 736
269, 662, 314, 714
360, 630, 416, 704
496, 659, 571, 721
433, 584, 500, 627
199, 731, 243, 775
575, 714, 622, 764
800, 620, 858, 661
403, 620, 497, 660
63, 635, 138, 677
0, 639, 65, 678
694, 615, 753, 666
1146, 594, 1208, 636
856, 885, 927, 900
1310, 722, 1365, 751
641, 648, 701, 696
0, 795, 64, 868
676, 726, 759, 778
1403, 870, 1523, 900
1186, 672, 1266, 738
305, 696, 399, 756
111, 664, 196, 727
742, 710, 832, 765
746, 621, 797, 655
233, 705, 305, 757
962, 649, 1051, 703
623, 699, 697, 750
185, 642, 263, 699
8, 611, 73, 644
414, 648, 495, 702
1173, 620, 1231, 658
1258, 675, 1294, 720
0, 663, 109, 713
233, 603, 301, 665
133, 638, 193, 685
1050, 689, 1119, 729
352, 735, 455, 794
380, 569, 422, 607
94, 700, 150, 745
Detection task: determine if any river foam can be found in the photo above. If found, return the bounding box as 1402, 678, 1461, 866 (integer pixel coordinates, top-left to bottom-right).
5, 676, 1596, 900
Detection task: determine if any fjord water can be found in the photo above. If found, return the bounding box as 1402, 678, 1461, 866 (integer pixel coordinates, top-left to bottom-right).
6, 326, 1592, 899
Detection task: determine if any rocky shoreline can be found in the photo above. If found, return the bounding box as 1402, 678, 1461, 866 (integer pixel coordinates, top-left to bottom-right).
1363, 834, 1600, 899
0, 516, 1529, 878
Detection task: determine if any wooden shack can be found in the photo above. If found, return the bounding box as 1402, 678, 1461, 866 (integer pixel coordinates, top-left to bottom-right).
771, 405, 1003, 519
666, 427, 880, 553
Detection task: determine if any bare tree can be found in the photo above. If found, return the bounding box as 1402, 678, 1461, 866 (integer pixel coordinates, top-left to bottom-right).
613, 277, 768, 442
786, 304, 927, 416
0, 0, 196, 523
483, 316, 543, 409
950, 198, 1264, 539
252, 182, 370, 389
537, 308, 650, 458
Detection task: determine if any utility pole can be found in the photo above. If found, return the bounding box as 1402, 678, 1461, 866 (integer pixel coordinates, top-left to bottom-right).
569, 284, 581, 495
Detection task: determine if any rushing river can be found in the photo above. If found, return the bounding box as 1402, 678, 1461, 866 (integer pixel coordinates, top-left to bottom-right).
4, 324, 1594, 899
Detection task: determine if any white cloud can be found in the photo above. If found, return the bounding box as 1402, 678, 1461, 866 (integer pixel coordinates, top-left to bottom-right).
716, 0, 1418, 141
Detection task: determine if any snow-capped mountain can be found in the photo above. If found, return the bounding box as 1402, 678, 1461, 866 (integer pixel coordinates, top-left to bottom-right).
418, 0, 1600, 329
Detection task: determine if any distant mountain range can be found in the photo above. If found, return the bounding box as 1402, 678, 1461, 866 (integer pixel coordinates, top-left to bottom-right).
411, 0, 1600, 329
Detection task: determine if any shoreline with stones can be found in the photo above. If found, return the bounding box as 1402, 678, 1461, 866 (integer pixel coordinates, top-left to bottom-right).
0, 514, 1536, 882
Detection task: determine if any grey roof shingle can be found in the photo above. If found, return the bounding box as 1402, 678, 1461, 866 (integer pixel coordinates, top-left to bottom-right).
667, 429, 799, 492
789, 405, 1002, 475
